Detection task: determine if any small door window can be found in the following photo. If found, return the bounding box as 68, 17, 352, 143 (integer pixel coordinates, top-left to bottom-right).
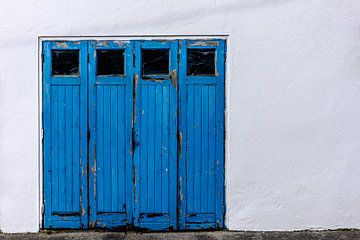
187, 49, 216, 76
97, 50, 125, 76
52, 50, 79, 76
142, 49, 169, 76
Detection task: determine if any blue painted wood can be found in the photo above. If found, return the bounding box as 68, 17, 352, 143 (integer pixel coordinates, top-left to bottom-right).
44, 39, 225, 230
215, 40, 226, 228
178, 39, 226, 229
178, 40, 188, 229
88, 41, 134, 228
43, 41, 88, 228
133, 40, 178, 230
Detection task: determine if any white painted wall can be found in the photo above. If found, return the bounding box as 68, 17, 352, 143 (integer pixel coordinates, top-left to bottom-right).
0, 0, 359, 233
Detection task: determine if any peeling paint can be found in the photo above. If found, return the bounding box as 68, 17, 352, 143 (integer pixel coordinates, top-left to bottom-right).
189, 41, 219, 47
89, 220, 96, 229
178, 131, 183, 158
134, 165, 137, 203
56, 42, 68, 48
97, 41, 109, 47
80, 186, 85, 216
170, 69, 178, 89
179, 176, 183, 202
93, 141, 97, 199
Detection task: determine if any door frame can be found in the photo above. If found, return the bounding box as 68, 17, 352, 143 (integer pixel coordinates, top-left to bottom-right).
39, 35, 229, 230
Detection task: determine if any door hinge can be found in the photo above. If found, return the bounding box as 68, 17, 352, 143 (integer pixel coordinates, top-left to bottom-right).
41, 52, 44, 63
41, 128, 44, 142
41, 205, 44, 215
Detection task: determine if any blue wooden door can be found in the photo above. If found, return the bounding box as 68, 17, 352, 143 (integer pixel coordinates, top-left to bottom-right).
133, 40, 179, 230
88, 41, 134, 228
43, 39, 225, 230
178, 39, 226, 229
43, 41, 88, 228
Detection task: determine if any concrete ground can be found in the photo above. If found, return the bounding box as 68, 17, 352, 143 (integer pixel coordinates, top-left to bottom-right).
0, 230, 360, 240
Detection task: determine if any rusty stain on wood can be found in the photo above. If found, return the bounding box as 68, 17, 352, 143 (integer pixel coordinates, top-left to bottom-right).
170, 69, 178, 89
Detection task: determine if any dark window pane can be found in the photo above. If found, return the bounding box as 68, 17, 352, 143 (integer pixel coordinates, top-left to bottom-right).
187, 49, 216, 76
52, 50, 79, 75
97, 50, 125, 76
142, 49, 169, 75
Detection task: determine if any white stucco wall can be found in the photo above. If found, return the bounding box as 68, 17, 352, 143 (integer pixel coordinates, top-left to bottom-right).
0, 0, 359, 233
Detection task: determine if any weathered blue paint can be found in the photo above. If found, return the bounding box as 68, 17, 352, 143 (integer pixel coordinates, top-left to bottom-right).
43, 39, 225, 230
43, 41, 88, 228
88, 41, 134, 228
133, 40, 178, 230
178, 39, 226, 230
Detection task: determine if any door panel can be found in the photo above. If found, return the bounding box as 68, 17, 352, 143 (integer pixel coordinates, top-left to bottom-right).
88, 41, 134, 228
43, 41, 88, 228
178, 40, 225, 229
133, 41, 178, 230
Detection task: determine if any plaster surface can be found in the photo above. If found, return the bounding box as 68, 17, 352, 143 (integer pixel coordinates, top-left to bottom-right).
0, 0, 359, 233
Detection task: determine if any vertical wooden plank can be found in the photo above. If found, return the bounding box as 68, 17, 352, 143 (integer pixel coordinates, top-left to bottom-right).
72, 86, 80, 212
140, 85, 148, 213
43, 41, 53, 227
125, 42, 134, 224
161, 85, 169, 214
133, 40, 141, 226
147, 84, 155, 213
208, 86, 216, 213
104, 85, 111, 212
110, 86, 119, 212
200, 86, 209, 213
97, 86, 104, 212
178, 39, 188, 228
79, 40, 89, 227
154, 84, 162, 213
58, 86, 66, 212
117, 86, 126, 211
215, 40, 225, 227
65, 86, 73, 211
51, 87, 59, 212
88, 41, 97, 225
168, 40, 178, 227
186, 84, 194, 214
193, 85, 202, 213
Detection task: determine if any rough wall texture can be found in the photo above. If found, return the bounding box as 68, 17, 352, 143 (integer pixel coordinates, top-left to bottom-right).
0, 0, 359, 233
